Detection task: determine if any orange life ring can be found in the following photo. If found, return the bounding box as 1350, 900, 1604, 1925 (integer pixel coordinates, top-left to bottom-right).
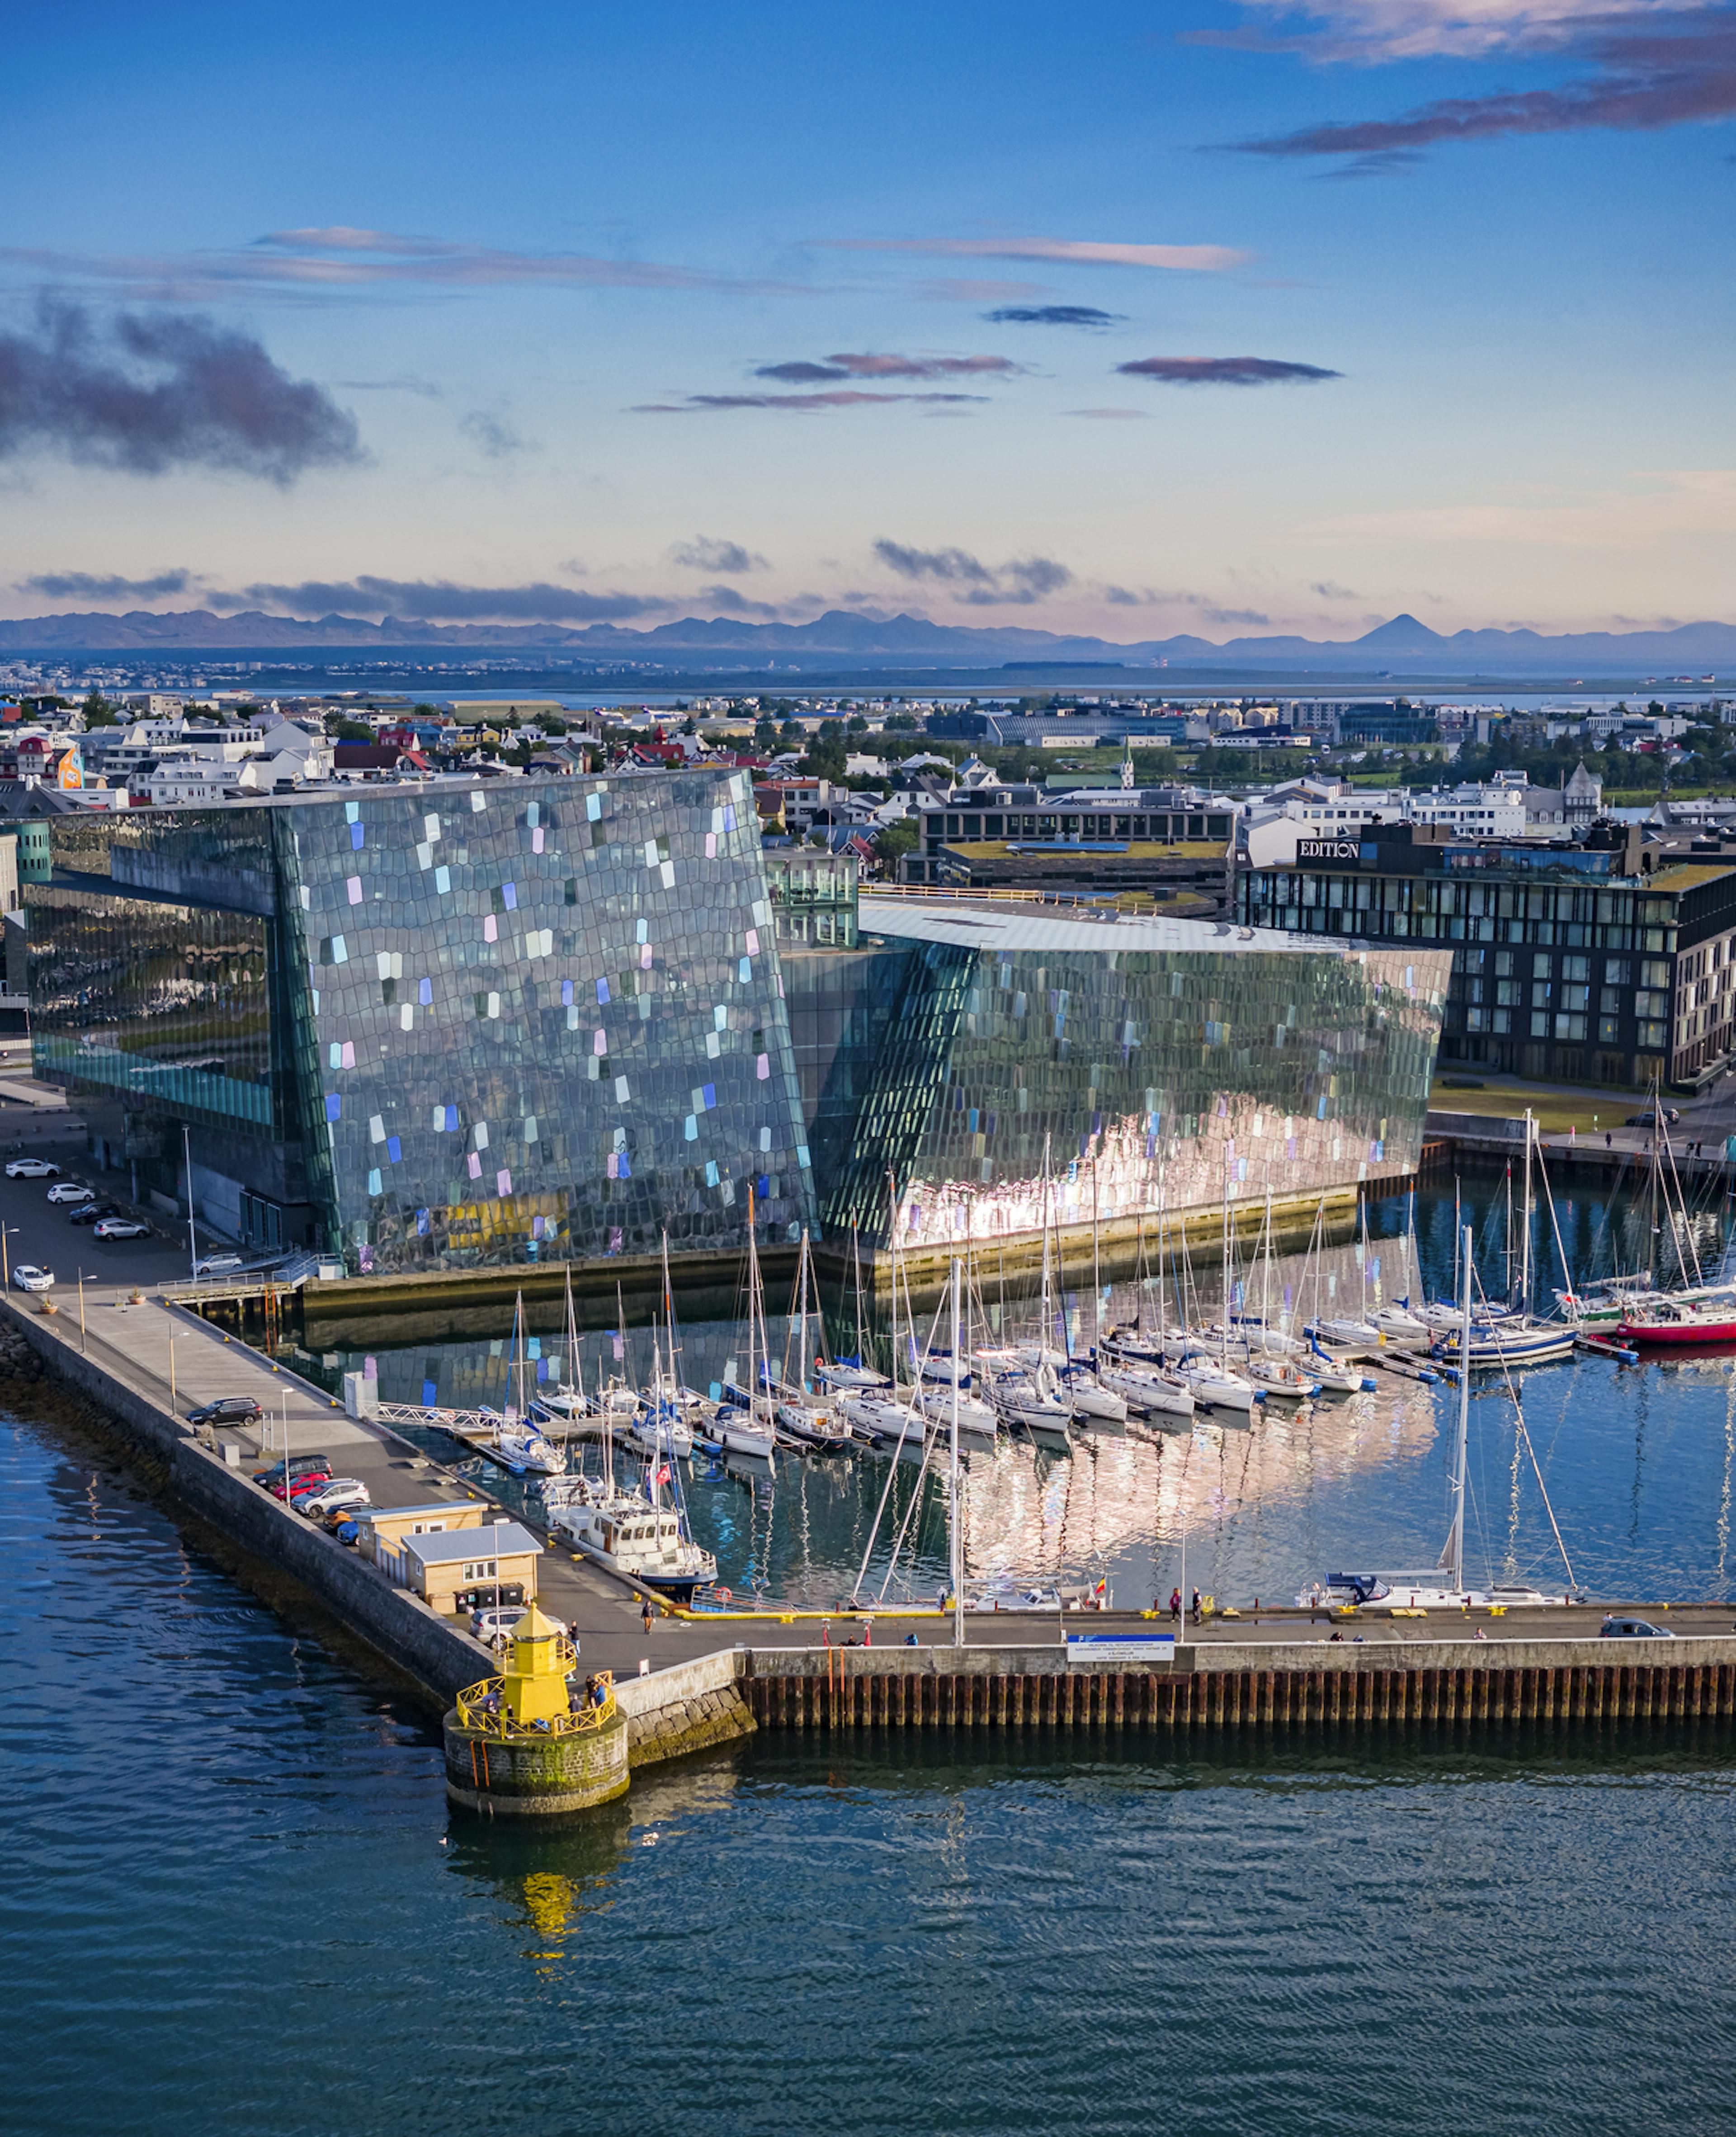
715, 1586, 733, 1603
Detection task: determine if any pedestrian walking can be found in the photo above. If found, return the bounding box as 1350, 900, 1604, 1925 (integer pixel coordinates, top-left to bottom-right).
641, 1596, 653, 1636
1190, 1587, 1202, 1626
1169, 1586, 1181, 1623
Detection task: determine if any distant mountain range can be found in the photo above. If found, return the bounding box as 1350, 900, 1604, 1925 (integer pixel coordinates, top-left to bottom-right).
0, 605, 1732, 676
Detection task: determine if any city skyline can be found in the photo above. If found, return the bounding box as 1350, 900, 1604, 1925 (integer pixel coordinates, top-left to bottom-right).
4, 0, 1732, 641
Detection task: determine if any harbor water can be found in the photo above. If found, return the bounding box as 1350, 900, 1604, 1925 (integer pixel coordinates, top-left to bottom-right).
10, 1380, 1736, 2136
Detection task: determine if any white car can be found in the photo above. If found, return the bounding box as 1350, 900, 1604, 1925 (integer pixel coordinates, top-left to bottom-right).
472, 1605, 570, 1645
194, 1253, 245, 1277
296, 1478, 371, 1517
5, 1158, 59, 1179
46, 1182, 93, 1204
10, 1264, 54, 1292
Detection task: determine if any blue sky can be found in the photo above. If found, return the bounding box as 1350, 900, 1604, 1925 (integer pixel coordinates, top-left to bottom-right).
3, 0, 1733, 640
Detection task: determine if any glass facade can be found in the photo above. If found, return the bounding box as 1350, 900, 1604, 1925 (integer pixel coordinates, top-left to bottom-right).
28, 773, 816, 1271
784, 901, 1448, 1253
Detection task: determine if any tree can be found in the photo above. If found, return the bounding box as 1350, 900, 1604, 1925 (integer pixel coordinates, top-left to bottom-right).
874, 819, 919, 869
886, 711, 919, 733
801, 719, 848, 782
846, 714, 869, 736
754, 716, 779, 750
777, 718, 804, 749
329, 717, 374, 742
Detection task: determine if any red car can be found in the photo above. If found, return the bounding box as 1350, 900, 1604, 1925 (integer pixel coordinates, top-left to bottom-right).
271, 1469, 335, 1503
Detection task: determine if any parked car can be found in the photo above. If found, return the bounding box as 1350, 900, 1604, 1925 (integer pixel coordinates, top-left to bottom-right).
188, 1395, 264, 1426
470, 1603, 568, 1645
330, 1518, 364, 1547
194, 1252, 245, 1277
1625, 1110, 1681, 1127
93, 1218, 151, 1240
1601, 1616, 1676, 1638
5, 1158, 59, 1178
10, 1264, 54, 1292
252, 1453, 335, 1489
69, 1204, 120, 1226
274, 1470, 338, 1504
296, 1478, 370, 1517
46, 1182, 93, 1204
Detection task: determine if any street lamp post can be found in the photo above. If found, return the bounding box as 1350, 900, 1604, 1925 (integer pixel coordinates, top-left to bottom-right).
0, 1221, 16, 1290
77, 1267, 85, 1354
183, 1122, 198, 1281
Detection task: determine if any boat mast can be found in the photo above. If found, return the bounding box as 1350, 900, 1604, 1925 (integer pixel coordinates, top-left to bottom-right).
1092, 1148, 1102, 1354
1520, 1107, 1534, 1316
796, 1226, 810, 1394
1039, 1132, 1053, 1360
852, 1219, 865, 1367
950, 1253, 964, 1647
1449, 1223, 1473, 1593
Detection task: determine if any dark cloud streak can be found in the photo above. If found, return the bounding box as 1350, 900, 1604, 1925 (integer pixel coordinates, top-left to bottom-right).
985, 305, 1122, 326
0, 300, 360, 482
22, 568, 199, 601
1118, 355, 1341, 384
754, 351, 1021, 382
228, 577, 665, 622
873, 540, 1073, 605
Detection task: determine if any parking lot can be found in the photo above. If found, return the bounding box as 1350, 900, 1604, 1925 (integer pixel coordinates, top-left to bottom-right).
0, 1092, 201, 1297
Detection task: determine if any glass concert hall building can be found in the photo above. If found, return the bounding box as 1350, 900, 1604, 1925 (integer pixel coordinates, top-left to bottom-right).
25, 774, 1447, 1277
27, 773, 816, 1271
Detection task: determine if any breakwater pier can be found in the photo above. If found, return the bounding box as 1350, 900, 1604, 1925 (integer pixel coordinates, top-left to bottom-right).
5, 1260, 1736, 1815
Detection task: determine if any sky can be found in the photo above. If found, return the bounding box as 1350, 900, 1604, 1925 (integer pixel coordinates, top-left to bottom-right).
1, 0, 1733, 643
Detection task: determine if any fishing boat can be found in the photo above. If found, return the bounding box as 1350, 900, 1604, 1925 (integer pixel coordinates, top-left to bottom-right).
550, 1491, 717, 1602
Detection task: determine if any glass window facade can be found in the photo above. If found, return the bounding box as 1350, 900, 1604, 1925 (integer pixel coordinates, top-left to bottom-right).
28, 774, 816, 1272
783, 902, 1448, 1253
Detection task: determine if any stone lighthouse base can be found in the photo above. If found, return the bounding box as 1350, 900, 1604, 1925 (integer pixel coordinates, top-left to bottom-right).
443, 1707, 630, 1816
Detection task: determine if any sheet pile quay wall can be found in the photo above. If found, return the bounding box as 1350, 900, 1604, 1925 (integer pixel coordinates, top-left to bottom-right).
742, 1640, 1736, 1731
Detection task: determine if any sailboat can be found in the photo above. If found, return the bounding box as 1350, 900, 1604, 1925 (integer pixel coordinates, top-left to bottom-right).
703, 1186, 781, 1460
816, 1222, 892, 1392
486, 1293, 568, 1475
1306, 1224, 1577, 1610
1426, 1113, 1576, 1366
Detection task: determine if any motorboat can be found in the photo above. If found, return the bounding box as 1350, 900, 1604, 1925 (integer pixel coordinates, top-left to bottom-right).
550, 1495, 717, 1603
1093, 1357, 1195, 1421
1615, 1300, 1736, 1347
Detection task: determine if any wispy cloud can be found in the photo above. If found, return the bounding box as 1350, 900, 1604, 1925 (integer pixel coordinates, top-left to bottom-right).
1065, 407, 1150, 419
0, 225, 801, 302
873, 540, 1073, 605
20, 568, 201, 602
1226, 6, 1736, 155
1225, 0, 1713, 64
669, 536, 769, 573
634, 390, 990, 412
460, 411, 534, 458
1322, 468, 1736, 548
0, 300, 360, 482
224, 576, 666, 621
1118, 355, 1341, 385
1311, 579, 1359, 598
987, 305, 1123, 326
821, 236, 1251, 272
755, 351, 1021, 382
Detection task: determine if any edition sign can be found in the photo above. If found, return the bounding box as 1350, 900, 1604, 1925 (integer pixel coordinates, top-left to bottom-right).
1297, 838, 1362, 863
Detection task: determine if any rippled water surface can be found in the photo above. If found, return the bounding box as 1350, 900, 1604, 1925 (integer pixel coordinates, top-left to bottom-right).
9, 1388, 1736, 2137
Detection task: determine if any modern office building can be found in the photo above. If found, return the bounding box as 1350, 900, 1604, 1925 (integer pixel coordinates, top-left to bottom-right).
781, 896, 1447, 1265
1237, 821, 1736, 1089
26, 773, 816, 1270
901, 783, 1237, 897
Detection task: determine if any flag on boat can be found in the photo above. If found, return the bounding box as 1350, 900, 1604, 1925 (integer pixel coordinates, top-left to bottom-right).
612, 1330, 624, 1360
656, 1463, 672, 1487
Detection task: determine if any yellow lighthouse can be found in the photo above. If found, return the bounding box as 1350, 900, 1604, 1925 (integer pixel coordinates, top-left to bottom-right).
501, 1603, 573, 1726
